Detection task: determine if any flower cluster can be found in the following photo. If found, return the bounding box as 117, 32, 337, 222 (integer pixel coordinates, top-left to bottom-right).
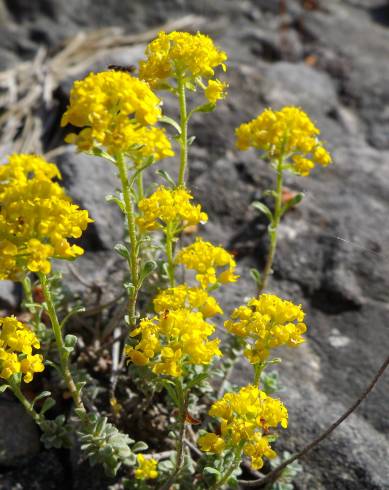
135, 454, 158, 480
235, 106, 332, 176
0, 316, 44, 383
139, 31, 227, 103
225, 294, 307, 364
126, 308, 221, 377
137, 186, 207, 232
153, 284, 223, 318
175, 238, 238, 288
0, 154, 92, 279
198, 385, 288, 469
61, 71, 173, 160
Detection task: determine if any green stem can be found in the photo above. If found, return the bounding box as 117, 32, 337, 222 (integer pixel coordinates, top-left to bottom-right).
257, 159, 284, 294
38, 273, 85, 412
159, 380, 187, 490
165, 225, 176, 288
253, 362, 264, 386
136, 171, 144, 202
210, 449, 242, 490
9, 380, 42, 425
177, 75, 188, 187
21, 275, 41, 332
116, 153, 139, 329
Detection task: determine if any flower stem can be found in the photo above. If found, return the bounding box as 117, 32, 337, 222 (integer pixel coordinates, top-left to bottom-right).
177, 76, 188, 187
159, 380, 187, 490
116, 153, 139, 329
165, 225, 176, 288
210, 449, 242, 490
253, 362, 264, 386
21, 275, 41, 333
38, 273, 85, 412
257, 159, 284, 294
9, 379, 42, 425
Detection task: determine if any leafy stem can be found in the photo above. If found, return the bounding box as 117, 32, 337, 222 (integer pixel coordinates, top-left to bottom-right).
165, 224, 176, 287
38, 272, 85, 413
209, 446, 243, 490
159, 379, 188, 490
177, 74, 188, 186
257, 157, 284, 294
8, 377, 42, 425
116, 152, 140, 329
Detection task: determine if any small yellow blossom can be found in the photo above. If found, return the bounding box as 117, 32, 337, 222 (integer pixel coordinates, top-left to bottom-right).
126, 309, 221, 377
153, 284, 223, 318
175, 238, 238, 288
61, 71, 173, 159
135, 454, 158, 480
224, 294, 307, 364
0, 317, 44, 383
0, 154, 92, 279
139, 31, 227, 86
200, 385, 288, 470
198, 432, 225, 453
204, 79, 228, 104
137, 186, 207, 232
235, 106, 332, 176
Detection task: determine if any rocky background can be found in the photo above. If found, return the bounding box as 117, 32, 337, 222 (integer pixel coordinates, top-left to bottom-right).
0, 0, 389, 489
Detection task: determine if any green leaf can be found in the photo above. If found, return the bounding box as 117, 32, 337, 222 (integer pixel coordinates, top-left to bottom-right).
186, 373, 208, 389
64, 334, 77, 349
252, 201, 273, 222
114, 243, 131, 261
32, 390, 51, 406
0, 384, 9, 393
192, 102, 215, 115
139, 260, 157, 285
132, 441, 148, 452
204, 467, 220, 475
156, 169, 176, 187
159, 115, 182, 134
40, 397, 56, 415
250, 268, 261, 286
123, 282, 135, 297
105, 194, 125, 213
187, 136, 196, 146
281, 192, 304, 217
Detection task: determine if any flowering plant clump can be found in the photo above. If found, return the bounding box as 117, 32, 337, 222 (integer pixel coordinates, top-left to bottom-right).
0, 316, 44, 383
0, 29, 364, 490
225, 294, 307, 364
235, 106, 332, 176
175, 238, 239, 288
0, 154, 92, 279
199, 385, 288, 470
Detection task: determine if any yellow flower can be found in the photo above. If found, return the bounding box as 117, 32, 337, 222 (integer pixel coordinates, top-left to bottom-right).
126, 309, 221, 376
61, 71, 173, 159
137, 186, 207, 232
139, 31, 227, 87
153, 284, 223, 318
204, 79, 228, 104
175, 238, 238, 288
235, 106, 332, 176
0, 316, 44, 383
198, 433, 225, 453
224, 294, 307, 364
135, 454, 158, 480
0, 154, 92, 279
201, 385, 288, 470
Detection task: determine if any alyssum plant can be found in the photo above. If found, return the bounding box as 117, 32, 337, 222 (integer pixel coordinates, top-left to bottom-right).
0, 30, 385, 489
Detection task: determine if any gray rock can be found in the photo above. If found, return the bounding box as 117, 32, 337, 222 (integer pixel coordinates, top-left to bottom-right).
0, 399, 40, 466
55, 150, 125, 250
262, 62, 338, 116
0, 281, 17, 309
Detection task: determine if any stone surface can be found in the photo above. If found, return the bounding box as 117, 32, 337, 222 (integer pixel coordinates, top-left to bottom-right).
0, 399, 40, 467
0, 0, 388, 488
